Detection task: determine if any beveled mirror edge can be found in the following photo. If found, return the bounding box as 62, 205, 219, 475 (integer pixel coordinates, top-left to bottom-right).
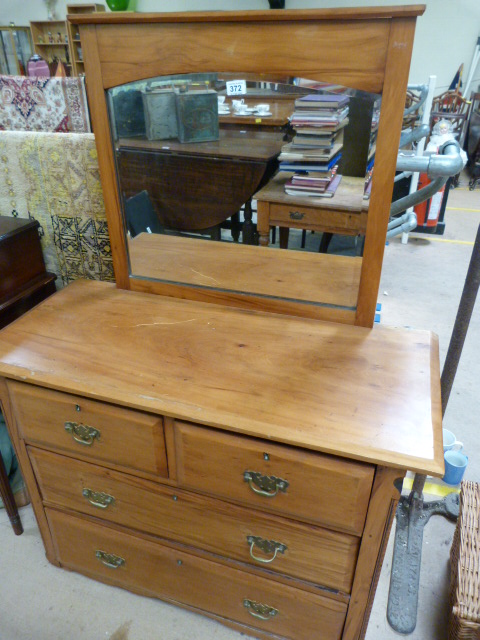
78, 9, 423, 327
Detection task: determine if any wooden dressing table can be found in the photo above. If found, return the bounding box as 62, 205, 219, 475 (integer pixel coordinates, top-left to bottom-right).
0, 8, 439, 640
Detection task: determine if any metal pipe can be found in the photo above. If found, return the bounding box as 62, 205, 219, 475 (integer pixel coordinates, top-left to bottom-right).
386, 212, 418, 238
390, 176, 447, 217
399, 123, 430, 148
403, 84, 429, 117
396, 140, 464, 177
441, 224, 480, 416
394, 171, 413, 183
387, 211, 415, 230
391, 139, 466, 217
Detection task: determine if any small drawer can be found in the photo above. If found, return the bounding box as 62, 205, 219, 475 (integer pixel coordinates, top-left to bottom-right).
175, 421, 374, 535
30, 447, 359, 592
47, 508, 347, 640
8, 381, 167, 478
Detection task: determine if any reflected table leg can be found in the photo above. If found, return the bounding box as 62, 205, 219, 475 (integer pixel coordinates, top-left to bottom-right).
242, 199, 256, 245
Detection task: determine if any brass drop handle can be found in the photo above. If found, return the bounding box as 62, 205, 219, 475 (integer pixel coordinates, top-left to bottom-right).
243, 599, 278, 621
95, 550, 125, 569
247, 536, 287, 564
244, 471, 289, 498
289, 211, 304, 220
83, 488, 115, 509
65, 421, 100, 446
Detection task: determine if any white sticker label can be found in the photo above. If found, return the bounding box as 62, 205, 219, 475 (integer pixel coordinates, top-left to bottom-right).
226, 79, 247, 96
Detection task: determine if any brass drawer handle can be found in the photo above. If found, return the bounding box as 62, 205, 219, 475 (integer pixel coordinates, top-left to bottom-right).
65, 421, 100, 446
244, 471, 289, 498
247, 536, 287, 564
95, 550, 125, 569
289, 211, 304, 220
243, 599, 278, 621
82, 488, 115, 509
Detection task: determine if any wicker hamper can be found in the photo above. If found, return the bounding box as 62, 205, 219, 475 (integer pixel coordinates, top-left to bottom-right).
449, 481, 480, 640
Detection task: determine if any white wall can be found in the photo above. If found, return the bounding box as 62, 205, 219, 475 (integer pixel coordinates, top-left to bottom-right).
2, 0, 479, 93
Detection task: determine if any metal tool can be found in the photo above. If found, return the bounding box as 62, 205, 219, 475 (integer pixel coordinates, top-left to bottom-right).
387, 224, 480, 634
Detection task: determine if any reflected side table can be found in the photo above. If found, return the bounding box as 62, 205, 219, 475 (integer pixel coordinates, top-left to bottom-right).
256, 172, 369, 249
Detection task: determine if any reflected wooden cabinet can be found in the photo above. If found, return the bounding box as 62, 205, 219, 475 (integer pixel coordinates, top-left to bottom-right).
0, 9, 444, 640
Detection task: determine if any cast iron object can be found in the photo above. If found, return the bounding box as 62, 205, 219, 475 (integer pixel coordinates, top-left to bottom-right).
387, 224, 480, 634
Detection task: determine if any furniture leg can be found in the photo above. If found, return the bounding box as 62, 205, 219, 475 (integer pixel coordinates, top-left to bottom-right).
319, 232, 333, 253
256, 201, 271, 247
279, 227, 290, 249
0, 447, 23, 535
242, 199, 255, 245
230, 212, 241, 242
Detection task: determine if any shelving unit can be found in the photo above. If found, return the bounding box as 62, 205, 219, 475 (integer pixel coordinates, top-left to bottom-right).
30, 20, 71, 75
66, 4, 104, 76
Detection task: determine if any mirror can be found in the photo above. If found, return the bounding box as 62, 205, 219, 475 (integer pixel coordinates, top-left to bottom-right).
107, 73, 380, 313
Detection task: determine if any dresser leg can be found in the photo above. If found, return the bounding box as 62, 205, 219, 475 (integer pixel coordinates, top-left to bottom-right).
0, 447, 23, 535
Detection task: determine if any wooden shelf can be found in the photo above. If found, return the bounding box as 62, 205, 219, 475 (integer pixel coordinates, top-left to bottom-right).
66, 3, 104, 75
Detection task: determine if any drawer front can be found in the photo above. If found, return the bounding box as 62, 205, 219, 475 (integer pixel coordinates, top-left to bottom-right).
175, 421, 374, 535
47, 508, 347, 640
30, 447, 359, 592
269, 203, 367, 234
9, 381, 167, 478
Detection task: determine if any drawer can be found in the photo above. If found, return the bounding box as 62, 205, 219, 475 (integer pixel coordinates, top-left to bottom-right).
47, 508, 347, 640
269, 203, 367, 234
30, 447, 359, 592
175, 421, 374, 535
8, 381, 167, 478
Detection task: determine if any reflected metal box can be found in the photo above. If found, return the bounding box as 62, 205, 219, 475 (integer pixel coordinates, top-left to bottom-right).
175, 89, 219, 143
141, 88, 178, 141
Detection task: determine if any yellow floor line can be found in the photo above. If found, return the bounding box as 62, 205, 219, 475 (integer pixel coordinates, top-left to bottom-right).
402, 476, 460, 497
446, 207, 480, 213
417, 237, 475, 245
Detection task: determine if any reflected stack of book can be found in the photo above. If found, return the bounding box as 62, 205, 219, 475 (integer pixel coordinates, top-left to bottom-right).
284, 168, 342, 198
279, 93, 349, 173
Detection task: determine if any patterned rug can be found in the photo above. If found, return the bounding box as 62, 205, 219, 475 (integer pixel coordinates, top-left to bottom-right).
0, 131, 113, 285
0, 76, 91, 132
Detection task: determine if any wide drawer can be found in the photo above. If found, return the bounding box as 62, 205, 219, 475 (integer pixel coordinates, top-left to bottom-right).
269, 203, 367, 235
30, 447, 359, 592
175, 421, 374, 535
47, 508, 348, 640
8, 381, 167, 478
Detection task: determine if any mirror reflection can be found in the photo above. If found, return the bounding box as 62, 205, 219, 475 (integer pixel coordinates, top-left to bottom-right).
107, 74, 380, 310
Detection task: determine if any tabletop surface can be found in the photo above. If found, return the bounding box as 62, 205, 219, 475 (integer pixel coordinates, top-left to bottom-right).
256, 172, 369, 212
118, 129, 285, 161
0, 280, 443, 475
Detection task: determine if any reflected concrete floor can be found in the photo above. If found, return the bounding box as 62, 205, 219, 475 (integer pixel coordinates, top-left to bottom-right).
0, 174, 479, 640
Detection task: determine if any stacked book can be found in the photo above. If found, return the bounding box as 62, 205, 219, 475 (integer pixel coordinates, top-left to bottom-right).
284, 168, 342, 198
278, 93, 349, 197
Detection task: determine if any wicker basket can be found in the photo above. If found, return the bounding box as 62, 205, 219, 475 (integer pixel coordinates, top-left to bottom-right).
449, 481, 480, 640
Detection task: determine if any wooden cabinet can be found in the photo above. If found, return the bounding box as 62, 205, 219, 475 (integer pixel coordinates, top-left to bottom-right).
66, 4, 105, 76
0, 280, 443, 640
0, 217, 56, 329
0, 26, 33, 75
0, 8, 440, 640
30, 20, 72, 75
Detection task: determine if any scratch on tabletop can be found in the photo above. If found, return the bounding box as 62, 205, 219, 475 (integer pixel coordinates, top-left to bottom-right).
190, 268, 220, 285
131, 319, 198, 327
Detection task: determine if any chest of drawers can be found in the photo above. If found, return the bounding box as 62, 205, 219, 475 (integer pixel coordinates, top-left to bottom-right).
0, 280, 443, 640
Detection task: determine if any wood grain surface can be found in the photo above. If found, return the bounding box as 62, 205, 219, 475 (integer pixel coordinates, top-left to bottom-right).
0, 280, 443, 475
128, 233, 362, 309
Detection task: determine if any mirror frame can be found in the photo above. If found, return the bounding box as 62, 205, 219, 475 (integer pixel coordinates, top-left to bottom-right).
71, 6, 425, 327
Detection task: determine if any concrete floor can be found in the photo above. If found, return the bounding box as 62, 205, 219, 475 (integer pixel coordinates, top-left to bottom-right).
0, 173, 479, 640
